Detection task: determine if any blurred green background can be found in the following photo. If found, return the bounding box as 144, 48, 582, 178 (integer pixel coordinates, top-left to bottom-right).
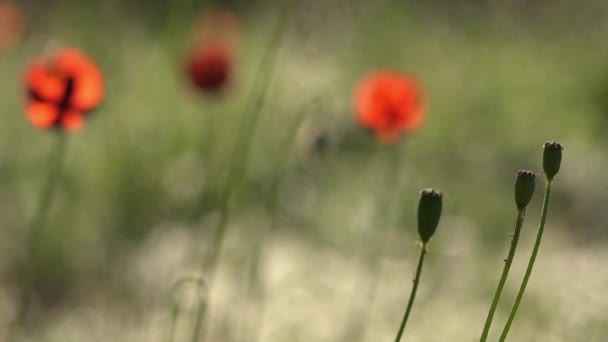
1, 0, 608, 341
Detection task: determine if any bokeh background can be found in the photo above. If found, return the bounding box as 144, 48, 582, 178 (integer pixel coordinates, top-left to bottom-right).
1, 0, 608, 341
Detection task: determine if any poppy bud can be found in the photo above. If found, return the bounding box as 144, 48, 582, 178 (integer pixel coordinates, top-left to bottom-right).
543, 141, 563, 181
417, 189, 443, 243
514, 170, 538, 209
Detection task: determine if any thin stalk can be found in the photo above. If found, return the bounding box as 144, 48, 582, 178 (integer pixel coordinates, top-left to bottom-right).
479, 208, 526, 342
499, 180, 553, 341
166, 301, 182, 342
189, 278, 209, 342
341, 145, 402, 342
243, 107, 309, 342
15, 133, 68, 328
394, 241, 427, 342
191, 1, 294, 341
166, 276, 207, 342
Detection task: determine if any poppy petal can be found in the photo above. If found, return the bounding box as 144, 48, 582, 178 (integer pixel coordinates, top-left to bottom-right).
60, 110, 84, 132
26, 101, 59, 129
26, 61, 65, 103
196, 9, 240, 45
0, 2, 25, 52
56, 49, 104, 111
354, 71, 425, 142
188, 40, 232, 92
377, 130, 401, 143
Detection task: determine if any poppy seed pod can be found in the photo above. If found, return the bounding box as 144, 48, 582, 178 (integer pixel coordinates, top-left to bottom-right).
543, 141, 563, 181
417, 189, 443, 243
514, 171, 538, 209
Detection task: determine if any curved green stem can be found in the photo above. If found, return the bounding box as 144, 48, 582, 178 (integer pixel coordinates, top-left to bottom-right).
342, 145, 402, 342
15, 133, 68, 328
189, 277, 210, 342
166, 300, 181, 342
479, 208, 526, 342
200, 0, 292, 282
394, 241, 427, 342
242, 107, 309, 342
499, 180, 553, 341
191, 1, 293, 341
167, 276, 206, 342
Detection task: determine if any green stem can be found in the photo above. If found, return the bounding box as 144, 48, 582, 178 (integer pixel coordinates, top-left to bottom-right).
15, 133, 68, 328
191, 200, 228, 342
191, 2, 293, 341
181, 275, 208, 342
479, 208, 526, 342
167, 276, 205, 342
243, 107, 309, 342
342, 145, 402, 342
394, 241, 427, 342
166, 301, 181, 342
499, 180, 553, 341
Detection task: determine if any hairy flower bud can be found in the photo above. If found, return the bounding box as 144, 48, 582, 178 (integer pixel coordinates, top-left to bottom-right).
543, 141, 563, 181
514, 171, 538, 209
417, 189, 443, 243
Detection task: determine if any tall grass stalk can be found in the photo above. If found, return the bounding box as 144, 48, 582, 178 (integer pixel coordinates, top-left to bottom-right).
341, 145, 402, 342
14, 133, 68, 331
166, 276, 207, 342
191, 1, 294, 341
241, 106, 311, 342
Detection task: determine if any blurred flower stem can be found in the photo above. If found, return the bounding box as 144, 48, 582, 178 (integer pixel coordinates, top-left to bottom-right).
499, 179, 553, 341
166, 296, 181, 342
15, 133, 68, 329
479, 207, 526, 342
166, 276, 207, 342
394, 241, 428, 342
341, 144, 403, 341
241, 103, 312, 342
191, 1, 294, 341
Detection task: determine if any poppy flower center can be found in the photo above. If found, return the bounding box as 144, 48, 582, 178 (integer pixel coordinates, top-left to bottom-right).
58, 76, 75, 111
385, 106, 401, 127
50, 76, 76, 127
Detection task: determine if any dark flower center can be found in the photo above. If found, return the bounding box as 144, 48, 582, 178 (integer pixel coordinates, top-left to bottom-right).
53, 76, 76, 127
385, 106, 401, 127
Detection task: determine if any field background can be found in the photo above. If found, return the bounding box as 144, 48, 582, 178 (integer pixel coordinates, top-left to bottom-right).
2, 0, 608, 341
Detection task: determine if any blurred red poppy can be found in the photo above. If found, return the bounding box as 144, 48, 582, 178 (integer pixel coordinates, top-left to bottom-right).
0, 1, 26, 52
25, 48, 104, 132
187, 39, 232, 94
187, 9, 238, 95
355, 71, 425, 142
195, 9, 240, 44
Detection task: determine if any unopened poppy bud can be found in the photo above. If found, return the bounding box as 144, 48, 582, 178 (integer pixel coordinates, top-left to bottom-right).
417, 189, 443, 243
543, 141, 563, 181
514, 171, 538, 209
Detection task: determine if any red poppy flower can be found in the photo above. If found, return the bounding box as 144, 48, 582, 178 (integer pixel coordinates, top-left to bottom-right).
187, 39, 232, 93
195, 9, 240, 43
0, 2, 26, 52
25, 48, 104, 132
355, 71, 425, 142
